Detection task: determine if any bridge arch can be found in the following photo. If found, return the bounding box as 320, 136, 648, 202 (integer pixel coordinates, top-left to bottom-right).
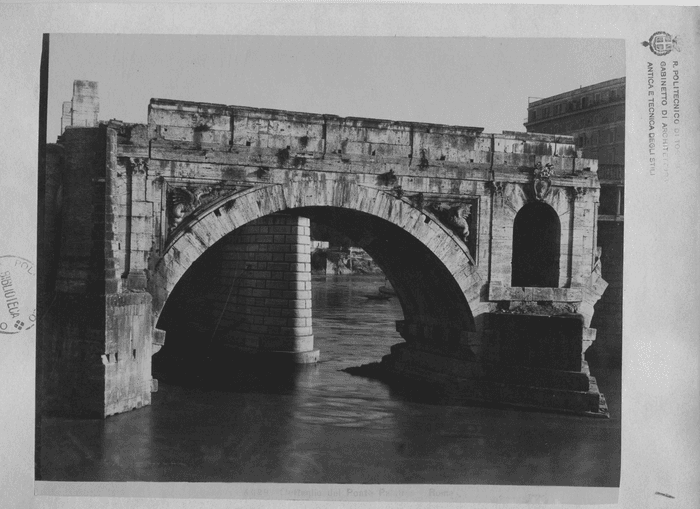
150, 179, 483, 353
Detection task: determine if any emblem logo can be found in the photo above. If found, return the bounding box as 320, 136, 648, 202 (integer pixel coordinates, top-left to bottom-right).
642, 31, 681, 56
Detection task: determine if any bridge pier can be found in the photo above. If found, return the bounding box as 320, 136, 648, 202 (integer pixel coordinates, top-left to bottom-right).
39, 126, 154, 418
157, 214, 319, 365
216, 214, 319, 363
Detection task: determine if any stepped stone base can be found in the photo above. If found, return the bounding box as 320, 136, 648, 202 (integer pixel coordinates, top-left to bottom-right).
380, 343, 609, 417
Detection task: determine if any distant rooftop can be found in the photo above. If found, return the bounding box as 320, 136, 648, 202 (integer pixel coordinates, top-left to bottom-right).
528, 77, 626, 108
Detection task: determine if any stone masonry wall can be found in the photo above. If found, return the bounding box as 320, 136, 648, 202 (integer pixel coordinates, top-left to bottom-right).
54, 127, 105, 294
104, 293, 152, 416
43, 128, 108, 416
42, 126, 153, 417
40, 145, 64, 302
142, 100, 600, 316
590, 221, 623, 365
139, 100, 606, 370
147, 100, 587, 169
40, 293, 106, 417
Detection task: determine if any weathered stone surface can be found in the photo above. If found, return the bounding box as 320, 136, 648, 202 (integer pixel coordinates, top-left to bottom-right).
157, 215, 319, 364
381, 343, 606, 416
42, 95, 610, 418
66, 80, 99, 131
104, 293, 153, 416
481, 313, 584, 372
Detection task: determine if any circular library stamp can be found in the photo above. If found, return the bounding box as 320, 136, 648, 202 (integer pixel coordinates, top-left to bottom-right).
0, 255, 36, 334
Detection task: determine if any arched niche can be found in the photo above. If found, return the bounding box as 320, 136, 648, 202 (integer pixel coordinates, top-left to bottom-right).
511, 202, 561, 288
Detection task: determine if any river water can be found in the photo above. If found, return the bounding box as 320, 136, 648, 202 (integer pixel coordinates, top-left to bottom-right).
39, 275, 620, 486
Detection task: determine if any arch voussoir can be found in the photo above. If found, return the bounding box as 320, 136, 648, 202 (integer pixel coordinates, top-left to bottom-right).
393, 201, 421, 231
170, 234, 207, 268
355, 187, 381, 215
259, 185, 287, 216
368, 191, 387, 217
153, 179, 480, 333
236, 192, 264, 224
190, 217, 228, 250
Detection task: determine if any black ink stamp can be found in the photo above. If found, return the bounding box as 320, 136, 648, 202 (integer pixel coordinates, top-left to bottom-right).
0, 255, 36, 334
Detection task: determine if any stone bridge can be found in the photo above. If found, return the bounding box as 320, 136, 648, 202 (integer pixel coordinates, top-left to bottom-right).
40, 98, 608, 418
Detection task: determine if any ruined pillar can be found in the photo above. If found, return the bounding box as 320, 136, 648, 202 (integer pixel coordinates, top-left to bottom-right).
40, 125, 153, 418
70, 80, 99, 128
60, 101, 71, 134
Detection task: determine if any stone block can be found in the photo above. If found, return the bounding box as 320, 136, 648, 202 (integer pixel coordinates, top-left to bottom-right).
370, 143, 412, 158
484, 313, 583, 371
282, 289, 312, 300
150, 104, 230, 130
551, 288, 574, 301
530, 287, 554, 301
265, 280, 288, 291
251, 288, 271, 298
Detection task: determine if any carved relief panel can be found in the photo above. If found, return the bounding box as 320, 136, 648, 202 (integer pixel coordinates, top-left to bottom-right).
158, 178, 251, 246
402, 192, 479, 264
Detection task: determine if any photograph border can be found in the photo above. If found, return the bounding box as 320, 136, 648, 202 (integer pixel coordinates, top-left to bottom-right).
0, 3, 698, 509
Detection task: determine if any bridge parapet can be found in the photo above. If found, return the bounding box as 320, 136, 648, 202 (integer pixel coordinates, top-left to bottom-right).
145, 98, 596, 179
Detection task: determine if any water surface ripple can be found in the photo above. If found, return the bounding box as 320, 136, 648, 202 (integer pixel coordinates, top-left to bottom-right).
40, 275, 620, 486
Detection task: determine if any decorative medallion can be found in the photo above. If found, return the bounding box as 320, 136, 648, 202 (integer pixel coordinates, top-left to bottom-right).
532, 162, 555, 201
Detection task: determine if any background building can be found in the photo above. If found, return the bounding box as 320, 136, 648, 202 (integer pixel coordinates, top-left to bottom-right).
525, 77, 625, 367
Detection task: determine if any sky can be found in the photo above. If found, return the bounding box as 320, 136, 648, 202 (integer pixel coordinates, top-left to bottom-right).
47, 35, 625, 143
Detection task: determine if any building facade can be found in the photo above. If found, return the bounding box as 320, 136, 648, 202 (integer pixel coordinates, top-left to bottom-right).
525, 77, 625, 366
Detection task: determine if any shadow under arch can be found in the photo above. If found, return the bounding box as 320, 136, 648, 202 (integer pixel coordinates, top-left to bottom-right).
294, 205, 473, 332
511, 201, 561, 288
150, 180, 481, 355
